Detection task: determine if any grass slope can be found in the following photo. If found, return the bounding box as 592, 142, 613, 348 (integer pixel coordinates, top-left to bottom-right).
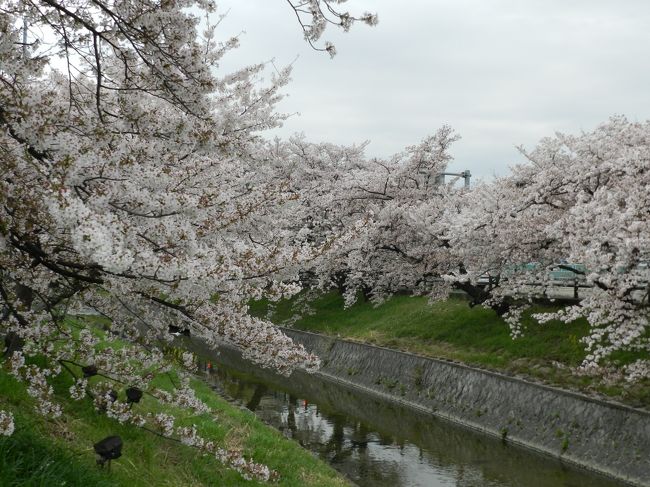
0, 358, 348, 487
250, 292, 650, 407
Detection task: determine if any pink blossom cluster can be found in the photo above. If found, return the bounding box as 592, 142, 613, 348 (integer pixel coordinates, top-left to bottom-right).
0, 410, 14, 436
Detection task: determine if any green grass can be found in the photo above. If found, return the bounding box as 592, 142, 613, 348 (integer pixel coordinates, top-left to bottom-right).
251, 292, 650, 407
0, 422, 115, 487
0, 346, 348, 486
251, 292, 589, 367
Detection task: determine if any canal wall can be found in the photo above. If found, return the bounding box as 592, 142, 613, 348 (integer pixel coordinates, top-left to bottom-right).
274, 328, 650, 487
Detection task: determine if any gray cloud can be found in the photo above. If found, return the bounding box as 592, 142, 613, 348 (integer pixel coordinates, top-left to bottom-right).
215, 0, 650, 179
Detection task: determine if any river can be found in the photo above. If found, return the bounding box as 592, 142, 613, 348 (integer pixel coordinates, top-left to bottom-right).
197, 354, 629, 487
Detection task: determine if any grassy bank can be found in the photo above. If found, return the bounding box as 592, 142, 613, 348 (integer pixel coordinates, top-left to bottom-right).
250, 292, 650, 408
0, 346, 348, 486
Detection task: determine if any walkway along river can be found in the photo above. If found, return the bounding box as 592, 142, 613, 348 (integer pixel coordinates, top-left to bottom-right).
188, 337, 636, 487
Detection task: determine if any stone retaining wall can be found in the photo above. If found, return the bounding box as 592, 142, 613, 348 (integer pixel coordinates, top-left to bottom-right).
280, 328, 650, 487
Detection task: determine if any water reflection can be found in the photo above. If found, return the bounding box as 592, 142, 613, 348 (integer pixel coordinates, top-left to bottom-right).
198, 359, 628, 487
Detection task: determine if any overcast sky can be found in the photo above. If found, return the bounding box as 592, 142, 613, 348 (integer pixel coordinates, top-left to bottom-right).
214, 0, 650, 180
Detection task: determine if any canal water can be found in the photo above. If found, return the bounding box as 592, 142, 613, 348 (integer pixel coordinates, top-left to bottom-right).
197, 355, 628, 487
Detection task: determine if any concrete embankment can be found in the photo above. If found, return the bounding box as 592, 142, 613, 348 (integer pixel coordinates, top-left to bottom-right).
274, 328, 650, 487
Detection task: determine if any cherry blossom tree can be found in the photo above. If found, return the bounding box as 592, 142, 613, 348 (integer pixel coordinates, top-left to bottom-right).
444, 117, 649, 378
0, 0, 377, 477
266, 128, 482, 313
301, 117, 649, 380
318, 126, 463, 305
342, 117, 649, 379
260, 134, 374, 294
